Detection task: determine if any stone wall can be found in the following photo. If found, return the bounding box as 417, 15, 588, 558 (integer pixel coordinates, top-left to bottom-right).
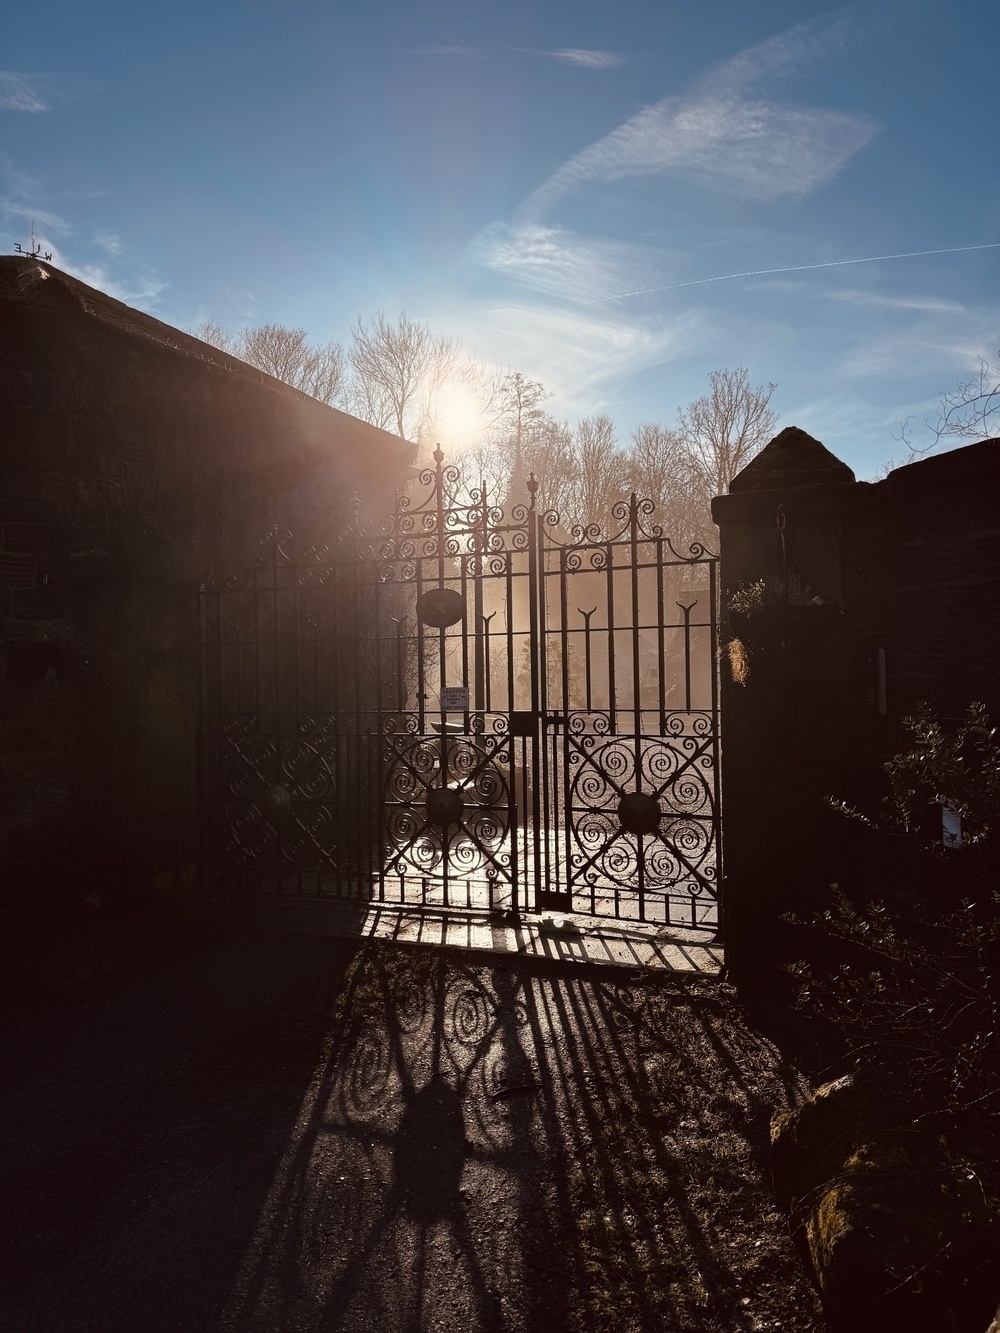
712, 429, 1000, 973
0, 258, 414, 920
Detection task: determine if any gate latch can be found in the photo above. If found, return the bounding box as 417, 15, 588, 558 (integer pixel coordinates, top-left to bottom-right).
509, 711, 537, 737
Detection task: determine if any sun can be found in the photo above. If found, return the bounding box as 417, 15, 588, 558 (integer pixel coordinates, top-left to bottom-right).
430, 380, 488, 453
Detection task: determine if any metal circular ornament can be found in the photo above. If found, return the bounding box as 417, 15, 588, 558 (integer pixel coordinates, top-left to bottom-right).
261, 784, 293, 820
416, 587, 465, 628
425, 786, 465, 827
617, 791, 661, 836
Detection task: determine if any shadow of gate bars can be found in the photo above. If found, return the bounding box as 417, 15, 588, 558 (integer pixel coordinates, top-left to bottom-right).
199, 448, 722, 933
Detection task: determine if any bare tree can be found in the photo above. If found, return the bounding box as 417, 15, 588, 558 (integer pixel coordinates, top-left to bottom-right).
677, 367, 777, 517
347, 312, 458, 440
191, 321, 345, 406
494, 373, 551, 479
522, 414, 576, 517
932, 348, 1000, 443
240, 325, 345, 405
628, 421, 700, 540
190, 320, 239, 357
457, 370, 554, 506
341, 366, 396, 433
886, 348, 1000, 471
568, 414, 628, 530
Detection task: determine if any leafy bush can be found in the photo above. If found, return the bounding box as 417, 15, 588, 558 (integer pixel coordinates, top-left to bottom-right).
830, 702, 1000, 879
788, 705, 1000, 1139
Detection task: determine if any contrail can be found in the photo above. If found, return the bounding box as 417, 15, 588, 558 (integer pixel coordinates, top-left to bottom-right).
584, 240, 1000, 305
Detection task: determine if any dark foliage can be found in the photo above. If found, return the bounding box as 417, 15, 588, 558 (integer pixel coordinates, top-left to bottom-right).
787, 705, 1000, 1206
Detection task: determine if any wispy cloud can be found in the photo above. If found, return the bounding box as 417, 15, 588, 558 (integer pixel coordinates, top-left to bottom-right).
782, 391, 905, 456
222, 286, 258, 322
837, 308, 1000, 380
469, 223, 673, 304
699, 9, 858, 97
401, 46, 480, 58
1, 199, 69, 233
517, 13, 876, 221
583, 241, 1000, 305
552, 49, 622, 69
94, 229, 125, 257
516, 48, 623, 69
38, 237, 167, 307
1, 152, 162, 308
400, 45, 621, 68
443, 300, 716, 409
0, 71, 99, 113
0, 154, 71, 234
825, 288, 971, 315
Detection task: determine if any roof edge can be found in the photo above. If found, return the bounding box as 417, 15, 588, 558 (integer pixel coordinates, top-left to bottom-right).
0, 255, 416, 461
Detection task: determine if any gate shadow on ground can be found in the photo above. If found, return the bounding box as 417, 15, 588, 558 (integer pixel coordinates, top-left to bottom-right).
223, 945, 817, 1333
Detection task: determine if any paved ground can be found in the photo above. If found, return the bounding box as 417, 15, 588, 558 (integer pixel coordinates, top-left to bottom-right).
163, 892, 724, 974
0, 919, 823, 1332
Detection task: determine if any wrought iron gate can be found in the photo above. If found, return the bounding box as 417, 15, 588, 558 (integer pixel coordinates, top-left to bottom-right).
199, 448, 721, 930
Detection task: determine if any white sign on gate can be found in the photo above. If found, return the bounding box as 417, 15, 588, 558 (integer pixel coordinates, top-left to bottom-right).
439, 686, 470, 712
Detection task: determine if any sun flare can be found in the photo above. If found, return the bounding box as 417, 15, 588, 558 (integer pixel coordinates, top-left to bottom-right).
429, 380, 488, 454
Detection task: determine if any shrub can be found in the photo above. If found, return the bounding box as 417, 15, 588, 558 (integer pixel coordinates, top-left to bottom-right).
788, 704, 1000, 1138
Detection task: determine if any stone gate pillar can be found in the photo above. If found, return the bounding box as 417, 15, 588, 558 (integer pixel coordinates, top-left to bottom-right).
711, 428, 870, 980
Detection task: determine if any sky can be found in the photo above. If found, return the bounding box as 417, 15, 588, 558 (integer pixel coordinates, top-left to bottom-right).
2, 0, 998, 477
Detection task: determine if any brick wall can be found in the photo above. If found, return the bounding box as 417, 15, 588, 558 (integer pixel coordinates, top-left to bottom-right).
0, 258, 413, 920
712, 430, 1000, 975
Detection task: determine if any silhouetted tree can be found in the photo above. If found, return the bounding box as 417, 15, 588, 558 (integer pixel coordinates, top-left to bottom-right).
191, 321, 345, 406
677, 367, 777, 530
347, 311, 459, 441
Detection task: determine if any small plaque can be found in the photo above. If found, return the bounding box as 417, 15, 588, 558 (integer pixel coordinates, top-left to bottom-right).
416, 587, 465, 628
439, 686, 469, 712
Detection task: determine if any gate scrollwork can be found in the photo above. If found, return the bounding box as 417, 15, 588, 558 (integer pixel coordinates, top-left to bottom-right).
200, 448, 721, 930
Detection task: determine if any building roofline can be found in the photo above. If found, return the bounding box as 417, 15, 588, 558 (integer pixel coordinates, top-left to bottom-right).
0, 254, 416, 464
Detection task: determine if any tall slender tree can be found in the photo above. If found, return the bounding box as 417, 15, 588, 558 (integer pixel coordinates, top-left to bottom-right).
677, 367, 777, 522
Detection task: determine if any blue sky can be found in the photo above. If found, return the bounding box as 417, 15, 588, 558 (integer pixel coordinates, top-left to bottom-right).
2, 0, 998, 476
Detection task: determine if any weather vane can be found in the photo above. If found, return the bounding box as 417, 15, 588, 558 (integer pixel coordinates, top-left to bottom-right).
13, 223, 52, 263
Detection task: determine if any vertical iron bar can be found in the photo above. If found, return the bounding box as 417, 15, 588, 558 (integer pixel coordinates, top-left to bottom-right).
539, 538, 553, 906
374, 555, 385, 904
396, 617, 405, 714
474, 487, 486, 714
527, 487, 542, 913
460, 555, 470, 732
656, 539, 666, 734
709, 557, 723, 941
606, 538, 616, 735
416, 561, 426, 735
679, 601, 694, 712
482, 613, 494, 712
559, 547, 569, 715
434, 447, 451, 909
505, 552, 514, 712
630, 496, 642, 745
581, 608, 595, 713
630, 497, 644, 922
